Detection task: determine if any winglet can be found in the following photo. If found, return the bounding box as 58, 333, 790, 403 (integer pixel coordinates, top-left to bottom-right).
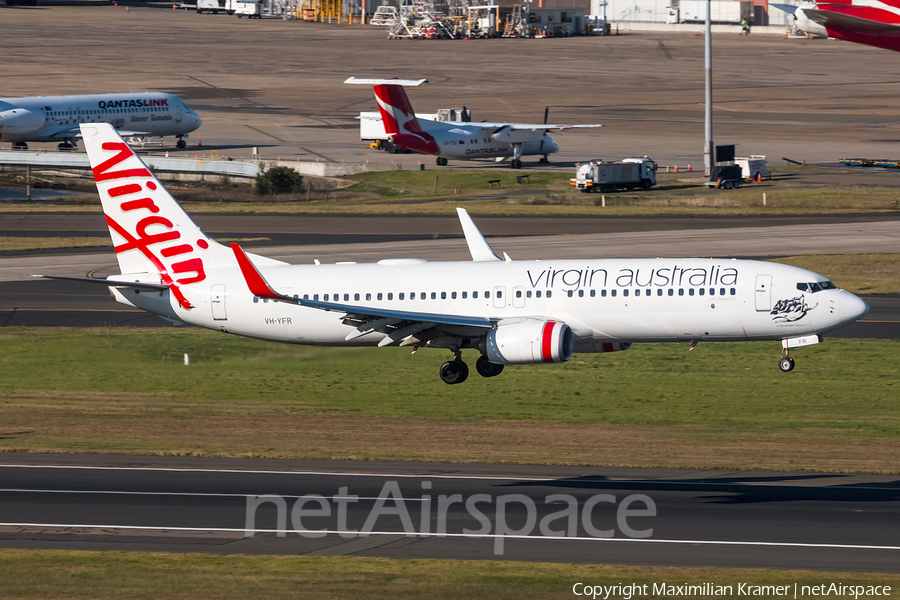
231, 243, 281, 299
456, 208, 502, 262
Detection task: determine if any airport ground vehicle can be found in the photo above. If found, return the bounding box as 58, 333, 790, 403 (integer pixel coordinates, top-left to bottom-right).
196, 0, 237, 14
736, 155, 770, 181
705, 165, 744, 189
570, 158, 657, 192
235, 0, 263, 18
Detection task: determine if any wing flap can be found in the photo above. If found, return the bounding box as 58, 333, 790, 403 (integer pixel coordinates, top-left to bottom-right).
804, 8, 900, 32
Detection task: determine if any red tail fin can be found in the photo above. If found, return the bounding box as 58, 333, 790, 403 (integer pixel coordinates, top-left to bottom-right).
374, 84, 423, 135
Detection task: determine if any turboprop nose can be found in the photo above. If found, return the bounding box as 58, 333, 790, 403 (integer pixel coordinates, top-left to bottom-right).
839, 291, 869, 324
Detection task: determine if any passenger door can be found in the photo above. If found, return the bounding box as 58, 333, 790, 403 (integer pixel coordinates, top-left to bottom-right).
755, 275, 772, 312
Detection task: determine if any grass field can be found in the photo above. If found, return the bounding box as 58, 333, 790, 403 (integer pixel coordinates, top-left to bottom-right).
1, 550, 895, 600
1, 328, 897, 473
2, 166, 900, 215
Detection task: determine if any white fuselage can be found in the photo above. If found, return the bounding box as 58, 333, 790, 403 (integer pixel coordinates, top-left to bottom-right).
117, 257, 863, 348
0, 92, 201, 144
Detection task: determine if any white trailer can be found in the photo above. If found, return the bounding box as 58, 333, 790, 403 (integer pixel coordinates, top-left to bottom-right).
680, 0, 752, 23
570, 158, 657, 192
234, 0, 264, 17
197, 0, 237, 13
735, 155, 770, 181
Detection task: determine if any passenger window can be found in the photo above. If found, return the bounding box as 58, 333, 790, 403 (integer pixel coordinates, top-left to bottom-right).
546, 290, 552, 298
526, 291, 532, 298
536, 291, 542, 298
399, 293, 405, 300
590, 289, 595, 297
601, 289, 607, 297
611, 290, 616, 297
431, 292, 436, 300
354, 293, 360, 301
516, 290, 522, 298
657, 289, 662, 296
463, 291, 468, 299
303, 294, 309, 300
263, 298, 268, 303
635, 289, 640, 297
567, 290, 573, 298
678, 289, 684, 296
497, 291, 502, 298
485, 291, 490, 298
451, 292, 457, 299
689, 289, 695, 296
441, 292, 446, 299
344, 293, 349, 301
388, 293, 393, 300
253, 296, 259, 303
324, 294, 329, 301
377, 293, 383, 301
720, 288, 725, 296
314, 294, 319, 301
699, 289, 705, 296
473, 291, 478, 299
730, 288, 736, 295
668, 289, 673, 296
365, 293, 371, 301
578, 290, 584, 297
410, 292, 415, 300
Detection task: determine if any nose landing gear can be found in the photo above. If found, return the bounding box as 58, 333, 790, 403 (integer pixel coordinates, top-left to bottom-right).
778, 350, 795, 372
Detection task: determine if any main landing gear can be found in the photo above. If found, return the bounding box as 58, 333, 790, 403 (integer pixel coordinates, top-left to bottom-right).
436, 157, 448, 166
439, 352, 505, 384
176, 137, 187, 149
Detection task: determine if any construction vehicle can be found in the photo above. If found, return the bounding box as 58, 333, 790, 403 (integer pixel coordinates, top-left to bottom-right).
570, 158, 657, 192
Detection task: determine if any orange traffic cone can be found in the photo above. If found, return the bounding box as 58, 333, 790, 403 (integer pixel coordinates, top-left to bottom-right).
687, 163, 692, 172
125, 6, 129, 11
198, 138, 202, 147
172, 3, 176, 8
674, 164, 678, 173
165, 150, 169, 157
717, 177, 722, 187
756, 172, 762, 182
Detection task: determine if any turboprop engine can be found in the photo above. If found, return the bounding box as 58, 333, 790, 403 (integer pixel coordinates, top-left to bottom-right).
482, 320, 574, 365
0, 108, 45, 136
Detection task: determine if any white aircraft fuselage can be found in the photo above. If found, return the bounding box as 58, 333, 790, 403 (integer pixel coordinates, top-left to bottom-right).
46, 123, 868, 385
0, 92, 201, 145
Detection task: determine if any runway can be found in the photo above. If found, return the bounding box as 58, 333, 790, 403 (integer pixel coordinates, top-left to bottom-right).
0, 455, 897, 572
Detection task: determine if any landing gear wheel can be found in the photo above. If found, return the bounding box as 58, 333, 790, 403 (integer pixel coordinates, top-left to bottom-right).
439, 360, 469, 384
511, 159, 522, 169
176, 139, 187, 149
475, 355, 504, 378
778, 357, 795, 372
436, 157, 448, 166
539, 156, 549, 164
57, 142, 74, 151
12, 142, 28, 150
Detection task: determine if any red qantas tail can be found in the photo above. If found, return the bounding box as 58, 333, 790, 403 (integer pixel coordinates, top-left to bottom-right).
344, 77, 439, 155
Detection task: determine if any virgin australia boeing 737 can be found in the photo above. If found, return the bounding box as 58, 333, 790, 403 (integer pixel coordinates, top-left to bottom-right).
37, 123, 869, 384
0, 92, 201, 151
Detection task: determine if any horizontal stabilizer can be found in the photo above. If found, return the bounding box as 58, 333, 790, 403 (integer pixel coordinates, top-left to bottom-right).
344, 77, 428, 87
32, 274, 169, 290
803, 7, 900, 32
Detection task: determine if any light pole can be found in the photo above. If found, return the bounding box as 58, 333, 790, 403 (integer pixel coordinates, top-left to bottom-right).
704, 0, 714, 176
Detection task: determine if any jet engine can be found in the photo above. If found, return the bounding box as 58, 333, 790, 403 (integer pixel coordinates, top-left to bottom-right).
0, 108, 45, 135
483, 320, 574, 365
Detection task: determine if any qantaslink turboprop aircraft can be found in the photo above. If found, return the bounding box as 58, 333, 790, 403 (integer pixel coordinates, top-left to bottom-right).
37, 123, 869, 384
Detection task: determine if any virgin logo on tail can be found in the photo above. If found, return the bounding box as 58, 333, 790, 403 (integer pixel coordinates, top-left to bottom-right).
93, 141, 207, 309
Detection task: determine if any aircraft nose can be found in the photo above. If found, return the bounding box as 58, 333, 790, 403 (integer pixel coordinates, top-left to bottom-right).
546, 136, 559, 153
839, 291, 869, 324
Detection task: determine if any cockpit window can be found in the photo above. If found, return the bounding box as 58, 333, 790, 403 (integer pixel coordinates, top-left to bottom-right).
796, 281, 836, 293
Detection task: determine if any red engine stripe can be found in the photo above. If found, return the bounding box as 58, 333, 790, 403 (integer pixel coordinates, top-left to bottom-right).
541, 321, 556, 363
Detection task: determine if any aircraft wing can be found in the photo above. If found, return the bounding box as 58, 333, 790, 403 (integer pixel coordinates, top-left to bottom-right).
770, 3, 799, 15
803, 7, 900, 33
231, 243, 493, 345
460, 122, 603, 131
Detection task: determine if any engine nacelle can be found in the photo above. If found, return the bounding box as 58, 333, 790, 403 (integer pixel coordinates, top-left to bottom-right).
0, 108, 45, 135
484, 320, 574, 365
573, 341, 632, 353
